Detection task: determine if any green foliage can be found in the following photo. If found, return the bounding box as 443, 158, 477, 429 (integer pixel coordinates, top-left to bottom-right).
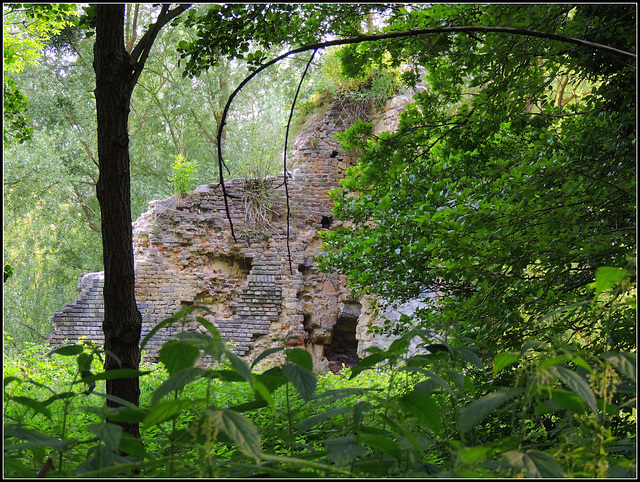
2, 4, 636, 477
3, 3, 310, 352
4, 264, 14, 283
177, 4, 380, 76
3, 3, 78, 144
3, 299, 636, 477
319, 3, 636, 353
309, 46, 402, 111
168, 153, 199, 195
3, 77, 33, 144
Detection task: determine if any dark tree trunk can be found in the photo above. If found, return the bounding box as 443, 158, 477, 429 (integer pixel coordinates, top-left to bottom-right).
93, 4, 141, 439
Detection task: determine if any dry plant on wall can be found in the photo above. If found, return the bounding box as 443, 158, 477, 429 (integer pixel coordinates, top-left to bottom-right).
240, 177, 280, 239
334, 95, 374, 128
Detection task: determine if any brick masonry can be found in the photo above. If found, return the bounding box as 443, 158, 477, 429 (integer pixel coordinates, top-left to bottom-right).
47, 90, 422, 371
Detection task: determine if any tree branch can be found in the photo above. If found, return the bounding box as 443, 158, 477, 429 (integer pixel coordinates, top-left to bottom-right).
130, 4, 191, 87
212, 23, 634, 237
283, 48, 318, 270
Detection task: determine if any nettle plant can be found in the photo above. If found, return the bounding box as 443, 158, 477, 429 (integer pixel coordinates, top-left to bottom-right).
169, 153, 199, 196
3, 269, 636, 478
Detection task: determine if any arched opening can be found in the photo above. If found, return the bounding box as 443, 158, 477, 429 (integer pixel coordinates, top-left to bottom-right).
324, 310, 360, 373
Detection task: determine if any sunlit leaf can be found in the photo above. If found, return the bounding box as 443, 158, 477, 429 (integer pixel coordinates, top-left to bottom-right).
159, 339, 201, 375
493, 352, 521, 376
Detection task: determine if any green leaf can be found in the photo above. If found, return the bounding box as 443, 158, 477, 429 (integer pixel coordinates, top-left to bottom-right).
159, 338, 201, 375
298, 405, 352, 432
143, 399, 195, 428
364, 434, 403, 458
201, 408, 262, 461
48, 344, 84, 356
8, 396, 52, 419
77, 352, 93, 372
549, 388, 585, 414
398, 390, 441, 433
453, 347, 484, 369
547, 366, 598, 416
251, 379, 275, 408
593, 267, 628, 296
325, 436, 367, 467
493, 352, 522, 376
458, 388, 523, 434
4, 424, 68, 452
150, 367, 205, 405
349, 351, 389, 379
87, 423, 122, 451
207, 369, 246, 383
254, 366, 287, 397
457, 445, 493, 465
251, 346, 284, 369
97, 405, 147, 424
285, 348, 313, 371
410, 369, 457, 396
225, 351, 253, 384
502, 450, 564, 477
282, 363, 317, 401
118, 432, 147, 458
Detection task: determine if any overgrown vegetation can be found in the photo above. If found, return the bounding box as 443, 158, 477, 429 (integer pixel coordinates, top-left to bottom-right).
2, 3, 308, 350
4, 285, 635, 477
3, 3, 636, 478
300, 46, 402, 126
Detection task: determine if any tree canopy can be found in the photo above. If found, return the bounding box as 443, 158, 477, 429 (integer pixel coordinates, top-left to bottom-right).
317, 4, 635, 352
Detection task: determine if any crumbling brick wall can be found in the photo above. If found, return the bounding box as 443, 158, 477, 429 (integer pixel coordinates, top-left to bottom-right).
47, 91, 421, 371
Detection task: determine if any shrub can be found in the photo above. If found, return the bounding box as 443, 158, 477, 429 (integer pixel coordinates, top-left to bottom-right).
169, 153, 199, 195
3, 294, 636, 478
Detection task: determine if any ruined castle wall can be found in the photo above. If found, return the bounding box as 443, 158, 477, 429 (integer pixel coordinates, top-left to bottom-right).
47, 91, 421, 371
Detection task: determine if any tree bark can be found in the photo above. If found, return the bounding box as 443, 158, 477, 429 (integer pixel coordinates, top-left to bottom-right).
93, 4, 141, 439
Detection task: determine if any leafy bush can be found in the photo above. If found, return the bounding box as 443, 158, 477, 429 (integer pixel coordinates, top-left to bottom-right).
303, 46, 401, 120
169, 153, 199, 195
3, 287, 636, 478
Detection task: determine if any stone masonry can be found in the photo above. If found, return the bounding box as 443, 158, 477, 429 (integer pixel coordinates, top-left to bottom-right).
47, 89, 422, 372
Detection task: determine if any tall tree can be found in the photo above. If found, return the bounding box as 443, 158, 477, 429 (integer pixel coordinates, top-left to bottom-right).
92, 4, 189, 438
90, 5, 377, 439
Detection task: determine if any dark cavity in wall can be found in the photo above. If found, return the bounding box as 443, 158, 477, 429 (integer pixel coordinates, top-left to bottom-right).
298, 257, 313, 276
321, 215, 333, 228
324, 308, 360, 373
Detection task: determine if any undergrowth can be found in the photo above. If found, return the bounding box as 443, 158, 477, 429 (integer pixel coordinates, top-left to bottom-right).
3, 272, 637, 478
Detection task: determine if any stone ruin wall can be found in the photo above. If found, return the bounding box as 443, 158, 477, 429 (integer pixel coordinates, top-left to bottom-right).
47, 87, 424, 372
